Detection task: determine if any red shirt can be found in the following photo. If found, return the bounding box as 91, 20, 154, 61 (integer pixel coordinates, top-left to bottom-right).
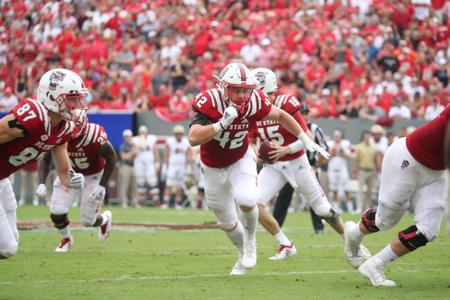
406, 104, 450, 170
0, 99, 76, 180
68, 123, 107, 175
250, 94, 308, 161
192, 88, 272, 168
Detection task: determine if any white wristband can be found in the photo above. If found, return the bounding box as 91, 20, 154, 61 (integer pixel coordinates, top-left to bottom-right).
297, 131, 308, 141
212, 122, 223, 134
288, 140, 305, 154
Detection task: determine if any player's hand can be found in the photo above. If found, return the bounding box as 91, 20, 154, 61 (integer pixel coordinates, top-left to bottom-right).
268, 144, 290, 162
35, 184, 47, 198
69, 170, 85, 190
220, 106, 238, 128
298, 132, 331, 160
89, 185, 106, 203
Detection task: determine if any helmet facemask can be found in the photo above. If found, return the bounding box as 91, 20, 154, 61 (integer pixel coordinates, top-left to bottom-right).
54, 92, 88, 126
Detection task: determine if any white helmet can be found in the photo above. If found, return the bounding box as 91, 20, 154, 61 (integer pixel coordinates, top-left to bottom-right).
37, 68, 88, 125
251, 68, 277, 94
173, 125, 185, 135
218, 63, 256, 106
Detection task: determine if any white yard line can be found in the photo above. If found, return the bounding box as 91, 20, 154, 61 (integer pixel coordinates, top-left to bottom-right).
1, 268, 449, 286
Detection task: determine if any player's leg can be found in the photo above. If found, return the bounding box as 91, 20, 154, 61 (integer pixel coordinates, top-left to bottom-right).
345, 139, 415, 269
118, 164, 131, 208
359, 170, 447, 287
0, 179, 19, 259
31, 171, 39, 206
134, 161, 147, 204
162, 167, 174, 208
294, 156, 344, 235
202, 164, 246, 275
174, 167, 186, 208
147, 166, 159, 204
340, 167, 353, 213
79, 172, 112, 240
309, 207, 324, 234
50, 177, 74, 252
328, 168, 341, 213
229, 149, 260, 268
18, 170, 27, 206
130, 169, 138, 208
272, 183, 294, 226
257, 165, 296, 260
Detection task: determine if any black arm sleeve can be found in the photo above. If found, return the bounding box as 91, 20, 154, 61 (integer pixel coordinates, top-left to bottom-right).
189, 110, 213, 127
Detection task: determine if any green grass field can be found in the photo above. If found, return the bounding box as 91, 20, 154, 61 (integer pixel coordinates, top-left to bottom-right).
1, 206, 449, 300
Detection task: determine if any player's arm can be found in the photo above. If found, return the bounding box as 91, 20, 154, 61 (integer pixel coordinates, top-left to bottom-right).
38, 151, 53, 184
0, 114, 26, 144
96, 140, 118, 187
265, 106, 330, 159
34, 151, 53, 198
444, 121, 450, 170
51, 143, 74, 188
188, 106, 238, 146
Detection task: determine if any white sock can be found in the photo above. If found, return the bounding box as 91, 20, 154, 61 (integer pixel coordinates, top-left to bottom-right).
274, 231, 290, 245
347, 201, 354, 212
100, 213, 108, 226
225, 221, 245, 250
350, 222, 365, 243
374, 244, 398, 265
240, 208, 258, 242
59, 226, 71, 239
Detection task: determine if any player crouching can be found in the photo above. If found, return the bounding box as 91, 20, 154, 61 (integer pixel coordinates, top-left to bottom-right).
37, 122, 117, 252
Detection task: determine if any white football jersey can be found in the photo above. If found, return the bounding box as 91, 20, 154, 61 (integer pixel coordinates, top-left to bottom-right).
328, 139, 351, 170
370, 136, 388, 154
132, 134, 157, 163
167, 136, 190, 166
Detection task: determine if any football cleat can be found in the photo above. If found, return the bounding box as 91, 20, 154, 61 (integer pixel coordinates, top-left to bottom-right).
269, 242, 297, 261
98, 210, 112, 240
230, 251, 246, 275
344, 221, 371, 269
242, 239, 257, 268
358, 256, 396, 287
55, 235, 73, 253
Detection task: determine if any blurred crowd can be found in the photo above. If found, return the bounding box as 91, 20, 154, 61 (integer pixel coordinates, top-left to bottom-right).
0, 0, 449, 121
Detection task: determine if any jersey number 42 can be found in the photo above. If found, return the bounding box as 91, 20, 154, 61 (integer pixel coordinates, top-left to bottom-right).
214, 131, 247, 149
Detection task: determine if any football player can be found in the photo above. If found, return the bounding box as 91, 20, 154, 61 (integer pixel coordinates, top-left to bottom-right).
344, 105, 450, 287
249, 68, 369, 261
37, 122, 117, 252
161, 125, 192, 209
132, 125, 160, 204
0, 68, 87, 259
327, 129, 354, 213
188, 62, 328, 275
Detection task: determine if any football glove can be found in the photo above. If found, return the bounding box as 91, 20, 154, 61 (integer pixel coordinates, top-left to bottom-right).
35, 184, 47, 198
69, 170, 85, 190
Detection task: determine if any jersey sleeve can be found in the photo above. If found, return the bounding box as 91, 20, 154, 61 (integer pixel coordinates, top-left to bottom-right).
291, 111, 309, 132
253, 90, 272, 120
192, 91, 214, 118
96, 126, 108, 146
281, 95, 302, 115
11, 99, 47, 136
